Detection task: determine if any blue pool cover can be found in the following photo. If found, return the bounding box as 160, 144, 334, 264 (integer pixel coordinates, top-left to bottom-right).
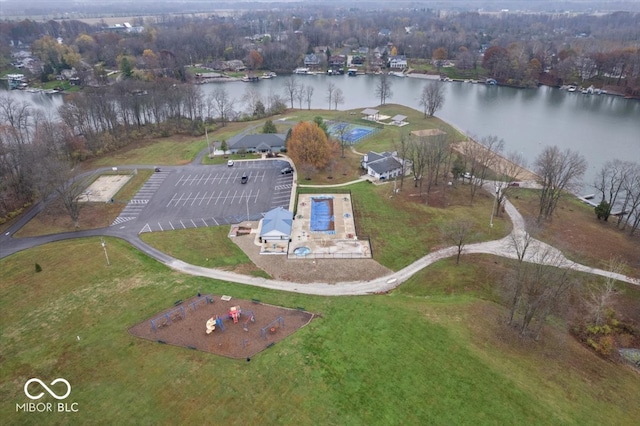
310, 197, 335, 234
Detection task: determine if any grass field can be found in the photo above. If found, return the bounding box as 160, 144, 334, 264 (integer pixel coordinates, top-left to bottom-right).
3, 109, 639, 424
509, 188, 640, 278
2, 239, 639, 425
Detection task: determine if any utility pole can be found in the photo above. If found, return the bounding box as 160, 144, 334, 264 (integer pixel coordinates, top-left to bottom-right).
100, 238, 111, 266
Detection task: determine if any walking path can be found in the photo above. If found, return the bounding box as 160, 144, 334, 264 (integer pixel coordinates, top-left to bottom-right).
1, 160, 638, 295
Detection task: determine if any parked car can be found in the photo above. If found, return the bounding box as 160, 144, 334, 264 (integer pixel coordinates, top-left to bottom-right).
227, 160, 234, 167
154, 167, 161, 172
241, 173, 248, 184
281, 166, 293, 174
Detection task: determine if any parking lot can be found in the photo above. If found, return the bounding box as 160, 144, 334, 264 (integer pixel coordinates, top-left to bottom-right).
111, 160, 294, 233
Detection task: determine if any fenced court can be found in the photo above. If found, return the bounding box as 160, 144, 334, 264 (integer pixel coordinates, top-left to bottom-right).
327, 122, 379, 144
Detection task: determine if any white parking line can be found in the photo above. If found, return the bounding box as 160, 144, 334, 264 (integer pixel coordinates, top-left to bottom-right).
170, 222, 174, 230
232, 189, 238, 203
191, 191, 201, 206
191, 219, 197, 227
211, 217, 219, 225
201, 218, 207, 226
158, 222, 164, 231
199, 192, 207, 206
253, 189, 260, 202
180, 220, 186, 229
182, 192, 193, 206
206, 192, 216, 205
166, 193, 178, 207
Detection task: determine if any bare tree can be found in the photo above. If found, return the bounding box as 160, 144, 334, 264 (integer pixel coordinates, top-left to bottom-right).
36, 156, 89, 229
408, 136, 428, 193
583, 258, 625, 327
494, 151, 527, 216
241, 87, 263, 117
534, 146, 588, 223
419, 81, 445, 117
508, 247, 576, 339
334, 121, 352, 158
325, 82, 336, 109
442, 220, 474, 265
420, 132, 450, 205
619, 164, 640, 234
283, 75, 299, 109
505, 224, 538, 325
333, 88, 344, 110
304, 85, 315, 110
209, 86, 234, 126
393, 132, 411, 191
593, 159, 633, 222
375, 73, 393, 105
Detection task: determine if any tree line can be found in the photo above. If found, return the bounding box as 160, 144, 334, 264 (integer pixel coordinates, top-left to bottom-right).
2, 8, 639, 94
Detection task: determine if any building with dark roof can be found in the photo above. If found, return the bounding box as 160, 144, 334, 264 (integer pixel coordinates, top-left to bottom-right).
361, 151, 409, 180
226, 133, 286, 154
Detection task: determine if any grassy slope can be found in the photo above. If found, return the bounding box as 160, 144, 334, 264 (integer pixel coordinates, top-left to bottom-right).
2, 240, 638, 425
140, 226, 270, 278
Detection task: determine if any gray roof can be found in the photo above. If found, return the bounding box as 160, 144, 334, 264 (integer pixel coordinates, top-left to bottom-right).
228, 133, 286, 150
261, 207, 293, 238
361, 108, 379, 116
391, 114, 407, 122
368, 155, 402, 175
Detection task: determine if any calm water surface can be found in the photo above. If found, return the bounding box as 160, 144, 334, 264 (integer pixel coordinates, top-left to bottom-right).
5, 75, 639, 189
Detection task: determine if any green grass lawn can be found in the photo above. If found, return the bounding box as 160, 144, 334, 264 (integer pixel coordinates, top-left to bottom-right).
329, 181, 509, 270
2, 239, 638, 425
140, 226, 270, 278
86, 137, 208, 168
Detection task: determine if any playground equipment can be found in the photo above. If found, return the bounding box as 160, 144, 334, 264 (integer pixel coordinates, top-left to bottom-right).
241, 311, 256, 331
151, 306, 186, 332
260, 316, 285, 339
205, 315, 225, 334
228, 306, 241, 323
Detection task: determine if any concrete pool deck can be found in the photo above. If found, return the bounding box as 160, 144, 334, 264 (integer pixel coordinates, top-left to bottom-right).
288, 193, 371, 259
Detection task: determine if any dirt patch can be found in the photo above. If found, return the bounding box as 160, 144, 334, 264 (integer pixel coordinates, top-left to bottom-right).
453, 140, 540, 182
79, 175, 132, 203
232, 230, 392, 283
129, 295, 314, 359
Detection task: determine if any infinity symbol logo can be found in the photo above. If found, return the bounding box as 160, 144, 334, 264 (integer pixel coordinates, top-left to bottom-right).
24, 378, 72, 400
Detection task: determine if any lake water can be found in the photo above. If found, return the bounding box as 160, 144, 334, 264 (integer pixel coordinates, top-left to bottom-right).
210, 75, 639, 189
5, 75, 639, 191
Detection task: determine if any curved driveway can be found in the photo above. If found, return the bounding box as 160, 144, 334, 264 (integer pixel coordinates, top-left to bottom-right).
1, 159, 638, 294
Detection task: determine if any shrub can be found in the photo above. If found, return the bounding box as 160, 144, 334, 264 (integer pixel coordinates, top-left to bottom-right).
35, 263, 42, 273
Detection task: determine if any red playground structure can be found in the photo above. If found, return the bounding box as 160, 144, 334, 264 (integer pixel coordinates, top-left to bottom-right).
228, 306, 241, 324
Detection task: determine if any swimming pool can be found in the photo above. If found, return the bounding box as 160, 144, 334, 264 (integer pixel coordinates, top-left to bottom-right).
310, 196, 335, 234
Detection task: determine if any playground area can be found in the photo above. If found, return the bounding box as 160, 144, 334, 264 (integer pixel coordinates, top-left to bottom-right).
128, 294, 314, 359
327, 122, 379, 144
288, 193, 372, 259
78, 174, 132, 202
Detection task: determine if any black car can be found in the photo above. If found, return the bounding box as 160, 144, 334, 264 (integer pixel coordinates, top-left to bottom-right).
281, 166, 293, 174
241, 173, 248, 184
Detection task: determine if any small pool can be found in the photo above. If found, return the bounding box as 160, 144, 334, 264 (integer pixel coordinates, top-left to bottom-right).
293, 247, 311, 256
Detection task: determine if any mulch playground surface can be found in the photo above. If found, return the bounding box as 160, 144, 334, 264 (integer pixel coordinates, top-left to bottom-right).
129, 295, 315, 359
